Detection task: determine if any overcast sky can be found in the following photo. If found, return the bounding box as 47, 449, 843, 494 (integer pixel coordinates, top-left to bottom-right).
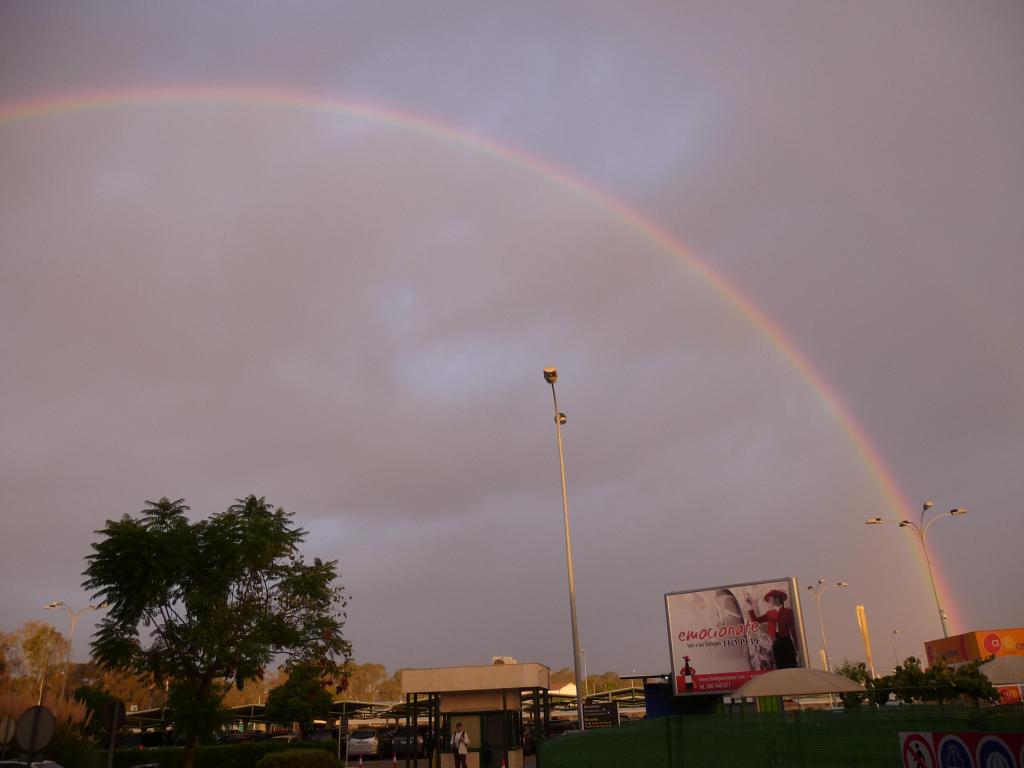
1, 1, 1022, 680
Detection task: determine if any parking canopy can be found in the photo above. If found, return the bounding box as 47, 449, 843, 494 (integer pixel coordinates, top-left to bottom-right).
732, 669, 864, 698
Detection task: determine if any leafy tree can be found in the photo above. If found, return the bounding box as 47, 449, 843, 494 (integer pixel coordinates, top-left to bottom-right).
836, 656, 1000, 706
84, 495, 350, 768
345, 662, 388, 701
832, 660, 872, 708
589, 671, 624, 693
0, 622, 70, 699
551, 667, 574, 688
72, 683, 118, 739
264, 663, 334, 738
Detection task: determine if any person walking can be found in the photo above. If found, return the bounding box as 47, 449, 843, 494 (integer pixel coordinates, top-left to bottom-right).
451, 721, 470, 768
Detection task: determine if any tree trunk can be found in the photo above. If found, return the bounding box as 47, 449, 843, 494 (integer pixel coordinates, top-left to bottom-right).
182, 737, 197, 768
181, 676, 213, 768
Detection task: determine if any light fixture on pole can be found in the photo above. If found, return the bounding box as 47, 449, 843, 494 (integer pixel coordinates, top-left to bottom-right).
805, 580, 847, 672
866, 501, 967, 638
543, 366, 586, 729
890, 629, 900, 669
45, 599, 107, 700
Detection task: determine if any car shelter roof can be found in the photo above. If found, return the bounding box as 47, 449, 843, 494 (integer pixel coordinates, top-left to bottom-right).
401, 663, 551, 694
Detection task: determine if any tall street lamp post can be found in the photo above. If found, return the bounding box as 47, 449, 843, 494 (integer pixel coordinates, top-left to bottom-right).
866, 501, 967, 638
806, 580, 847, 671
890, 629, 900, 669
543, 367, 586, 729
45, 600, 106, 700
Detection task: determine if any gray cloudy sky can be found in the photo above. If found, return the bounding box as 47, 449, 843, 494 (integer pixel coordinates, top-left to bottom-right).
1, 2, 1022, 678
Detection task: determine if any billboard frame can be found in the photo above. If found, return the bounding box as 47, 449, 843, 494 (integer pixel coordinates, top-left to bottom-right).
664, 576, 811, 696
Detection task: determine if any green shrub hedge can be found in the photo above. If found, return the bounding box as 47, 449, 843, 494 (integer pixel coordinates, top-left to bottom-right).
113, 740, 335, 768
255, 748, 342, 768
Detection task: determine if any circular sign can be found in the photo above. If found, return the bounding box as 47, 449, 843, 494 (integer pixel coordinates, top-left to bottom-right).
937, 735, 973, 768
976, 736, 1013, 768
903, 733, 936, 768
15, 705, 55, 752
0, 716, 14, 745
983, 634, 1002, 655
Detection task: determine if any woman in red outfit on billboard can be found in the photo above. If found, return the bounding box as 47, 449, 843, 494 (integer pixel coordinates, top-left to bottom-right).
746, 589, 799, 669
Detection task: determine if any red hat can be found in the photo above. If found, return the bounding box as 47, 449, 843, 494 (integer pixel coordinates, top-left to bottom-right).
763, 589, 788, 602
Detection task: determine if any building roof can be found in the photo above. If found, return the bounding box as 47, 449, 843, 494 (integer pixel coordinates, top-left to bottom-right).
401, 663, 550, 694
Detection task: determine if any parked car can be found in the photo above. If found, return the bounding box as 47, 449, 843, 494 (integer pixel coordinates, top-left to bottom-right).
308, 728, 338, 742
391, 726, 425, 757
347, 728, 380, 757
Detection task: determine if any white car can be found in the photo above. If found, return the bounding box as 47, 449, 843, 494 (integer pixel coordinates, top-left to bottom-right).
347, 728, 380, 757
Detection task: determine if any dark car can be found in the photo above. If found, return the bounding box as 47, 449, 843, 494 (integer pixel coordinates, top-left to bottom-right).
308, 728, 338, 742
217, 730, 267, 744
391, 726, 425, 757
377, 728, 395, 758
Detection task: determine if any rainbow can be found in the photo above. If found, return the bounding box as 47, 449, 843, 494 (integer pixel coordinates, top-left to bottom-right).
0, 84, 960, 631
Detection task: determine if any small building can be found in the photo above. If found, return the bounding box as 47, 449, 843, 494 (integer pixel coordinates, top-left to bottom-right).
401, 662, 551, 768
924, 628, 1024, 666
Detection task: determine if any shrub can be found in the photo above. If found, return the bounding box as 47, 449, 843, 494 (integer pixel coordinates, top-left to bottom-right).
256, 748, 342, 768
111, 740, 336, 768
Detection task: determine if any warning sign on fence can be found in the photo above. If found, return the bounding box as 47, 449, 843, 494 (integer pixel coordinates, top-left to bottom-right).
899, 732, 1024, 768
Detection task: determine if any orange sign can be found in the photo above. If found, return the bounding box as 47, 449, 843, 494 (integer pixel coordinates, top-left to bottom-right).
997, 684, 1022, 705
925, 628, 1024, 665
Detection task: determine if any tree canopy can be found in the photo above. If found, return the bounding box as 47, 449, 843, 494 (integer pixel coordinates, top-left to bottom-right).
835, 656, 1000, 707
264, 663, 334, 738
83, 495, 349, 767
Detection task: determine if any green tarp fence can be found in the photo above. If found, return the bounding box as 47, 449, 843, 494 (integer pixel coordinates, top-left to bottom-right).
539, 705, 1024, 768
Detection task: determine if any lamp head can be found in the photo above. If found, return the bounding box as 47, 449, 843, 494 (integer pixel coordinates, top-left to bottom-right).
45, 600, 63, 609
922, 500, 934, 511
543, 367, 558, 384
865, 517, 884, 525
557, 412, 567, 425
898, 521, 910, 527
950, 507, 967, 516
837, 581, 848, 587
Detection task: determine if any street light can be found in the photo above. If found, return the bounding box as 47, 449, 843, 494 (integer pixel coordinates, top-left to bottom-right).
890, 629, 900, 669
805, 580, 847, 671
543, 366, 586, 729
866, 501, 967, 638
45, 599, 107, 699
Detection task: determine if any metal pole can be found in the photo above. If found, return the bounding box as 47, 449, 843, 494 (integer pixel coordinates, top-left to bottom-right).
918, 527, 949, 638
548, 377, 586, 730
814, 591, 831, 672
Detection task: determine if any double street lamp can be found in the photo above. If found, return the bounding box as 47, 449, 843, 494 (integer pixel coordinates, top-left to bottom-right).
806, 580, 847, 671
543, 367, 586, 729
45, 600, 107, 699
866, 501, 967, 638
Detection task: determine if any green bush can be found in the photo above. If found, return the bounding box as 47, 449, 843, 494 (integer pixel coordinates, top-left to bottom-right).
256, 748, 342, 767
43, 729, 105, 768
112, 740, 336, 768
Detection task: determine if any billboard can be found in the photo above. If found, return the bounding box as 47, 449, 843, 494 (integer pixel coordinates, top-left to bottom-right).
924, 628, 1024, 666
665, 577, 808, 695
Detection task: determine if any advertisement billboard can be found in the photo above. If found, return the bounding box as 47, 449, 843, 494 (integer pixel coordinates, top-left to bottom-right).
924, 628, 1024, 666
665, 577, 808, 695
